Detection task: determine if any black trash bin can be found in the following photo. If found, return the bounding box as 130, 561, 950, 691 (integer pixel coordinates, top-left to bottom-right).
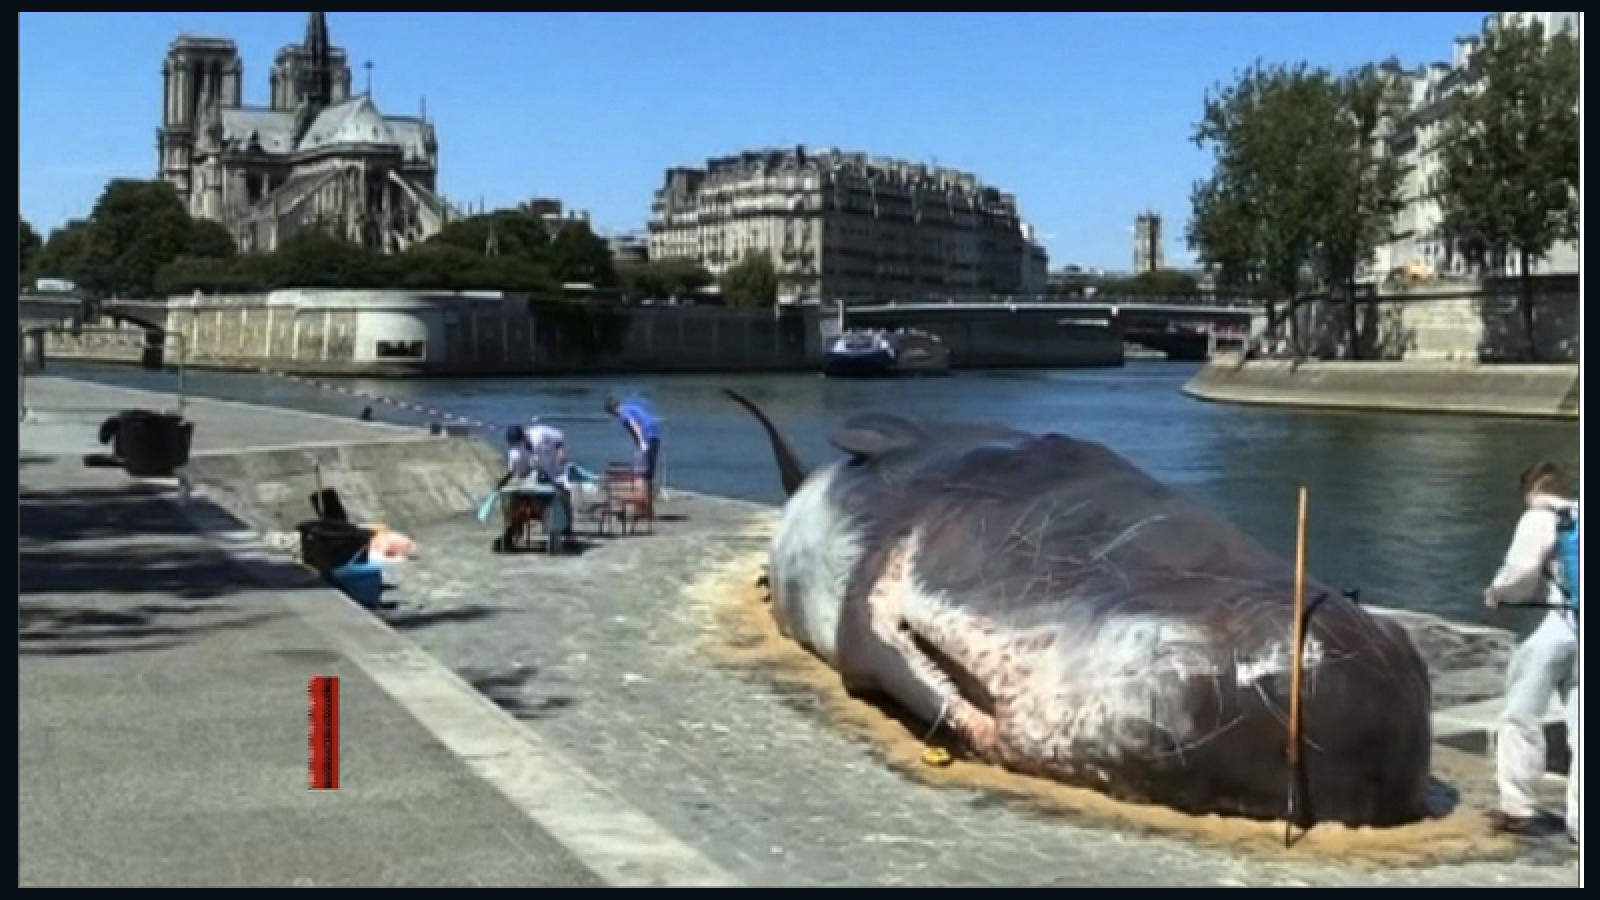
139, 332, 166, 371
297, 520, 375, 574
117, 410, 195, 477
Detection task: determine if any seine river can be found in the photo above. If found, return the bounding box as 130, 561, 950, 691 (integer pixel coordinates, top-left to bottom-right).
59, 360, 1578, 631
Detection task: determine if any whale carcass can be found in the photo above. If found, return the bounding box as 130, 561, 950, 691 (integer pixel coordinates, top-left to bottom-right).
725, 390, 1433, 827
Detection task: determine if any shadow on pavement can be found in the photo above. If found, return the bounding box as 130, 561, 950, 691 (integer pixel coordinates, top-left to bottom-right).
379, 604, 505, 631
19, 482, 323, 656
21, 543, 312, 603
20, 486, 216, 544
461, 665, 577, 721
19, 602, 282, 658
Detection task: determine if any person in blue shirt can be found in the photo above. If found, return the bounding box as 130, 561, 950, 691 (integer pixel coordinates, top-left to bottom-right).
604, 395, 662, 488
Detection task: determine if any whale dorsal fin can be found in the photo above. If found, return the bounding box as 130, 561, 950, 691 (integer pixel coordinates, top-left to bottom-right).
831, 413, 925, 460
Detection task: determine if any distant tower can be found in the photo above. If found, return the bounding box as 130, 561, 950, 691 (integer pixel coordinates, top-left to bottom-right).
270, 12, 353, 112
1133, 210, 1164, 274
157, 35, 243, 202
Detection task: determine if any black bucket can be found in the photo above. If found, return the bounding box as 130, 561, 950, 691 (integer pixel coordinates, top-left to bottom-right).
297, 520, 374, 574
117, 410, 195, 477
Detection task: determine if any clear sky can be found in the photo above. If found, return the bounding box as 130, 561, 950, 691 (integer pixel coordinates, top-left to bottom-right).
19, 11, 1495, 271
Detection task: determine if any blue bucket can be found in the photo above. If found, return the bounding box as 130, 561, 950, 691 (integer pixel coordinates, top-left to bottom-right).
329, 554, 385, 609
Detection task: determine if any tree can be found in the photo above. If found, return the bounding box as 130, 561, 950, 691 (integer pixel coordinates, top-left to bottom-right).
19, 216, 42, 278
1436, 18, 1580, 361
31, 220, 92, 284
1189, 61, 1382, 357
185, 219, 239, 260
546, 220, 617, 288
263, 230, 384, 289
429, 210, 550, 260
74, 179, 198, 297
1305, 62, 1406, 358
395, 242, 556, 294
1190, 60, 1337, 350
618, 258, 714, 301
719, 252, 779, 309
155, 255, 266, 296
1188, 173, 1264, 302
1099, 269, 1201, 298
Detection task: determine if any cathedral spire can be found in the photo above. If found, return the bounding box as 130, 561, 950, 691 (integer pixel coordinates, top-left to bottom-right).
300, 12, 334, 111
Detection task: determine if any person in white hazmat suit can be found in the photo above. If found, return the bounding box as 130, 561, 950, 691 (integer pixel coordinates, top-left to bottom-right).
1482, 461, 1579, 844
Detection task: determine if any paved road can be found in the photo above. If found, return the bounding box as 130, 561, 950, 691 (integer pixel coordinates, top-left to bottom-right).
18, 457, 605, 887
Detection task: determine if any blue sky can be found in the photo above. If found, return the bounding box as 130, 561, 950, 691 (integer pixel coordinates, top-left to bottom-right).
19, 11, 1495, 270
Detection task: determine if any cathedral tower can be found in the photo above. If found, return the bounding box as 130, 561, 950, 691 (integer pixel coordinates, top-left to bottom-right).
270, 12, 353, 113
157, 35, 242, 200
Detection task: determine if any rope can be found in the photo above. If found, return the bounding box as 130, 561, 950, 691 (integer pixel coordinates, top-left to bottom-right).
247, 365, 496, 431
239, 364, 679, 500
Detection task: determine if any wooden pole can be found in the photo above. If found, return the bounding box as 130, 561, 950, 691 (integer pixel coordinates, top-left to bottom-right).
1285, 485, 1309, 846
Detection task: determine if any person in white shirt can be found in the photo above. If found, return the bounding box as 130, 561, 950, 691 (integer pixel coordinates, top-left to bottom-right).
1483, 461, 1579, 844
494, 424, 574, 551
524, 422, 570, 487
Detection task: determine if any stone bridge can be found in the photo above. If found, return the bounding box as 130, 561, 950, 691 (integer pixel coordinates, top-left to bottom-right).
837, 298, 1259, 363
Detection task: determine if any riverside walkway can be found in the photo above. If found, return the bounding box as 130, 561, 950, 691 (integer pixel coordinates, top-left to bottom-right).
17, 376, 1578, 887
19, 377, 727, 888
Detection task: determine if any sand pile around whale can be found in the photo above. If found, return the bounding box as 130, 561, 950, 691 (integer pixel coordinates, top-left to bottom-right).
686, 531, 1529, 868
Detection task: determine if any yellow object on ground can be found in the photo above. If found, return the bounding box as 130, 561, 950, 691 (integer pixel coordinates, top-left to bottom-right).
921, 747, 953, 768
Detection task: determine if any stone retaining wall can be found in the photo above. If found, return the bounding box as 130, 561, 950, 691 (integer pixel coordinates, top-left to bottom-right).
185, 436, 503, 535
1184, 359, 1580, 420
1291, 277, 1578, 363
31, 289, 823, 377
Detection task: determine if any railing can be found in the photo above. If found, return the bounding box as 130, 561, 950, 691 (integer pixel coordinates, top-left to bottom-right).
18, 325, 188, 422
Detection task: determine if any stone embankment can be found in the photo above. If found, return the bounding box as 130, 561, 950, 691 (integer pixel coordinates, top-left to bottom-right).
1184, 358, 1579, 421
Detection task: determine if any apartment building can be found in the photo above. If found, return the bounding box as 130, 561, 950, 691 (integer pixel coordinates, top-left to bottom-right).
1373, 11, 1581, 282
647, 146, 1049, 305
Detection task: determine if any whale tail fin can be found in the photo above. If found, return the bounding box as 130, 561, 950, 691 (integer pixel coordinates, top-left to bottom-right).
723, 389, 808, 497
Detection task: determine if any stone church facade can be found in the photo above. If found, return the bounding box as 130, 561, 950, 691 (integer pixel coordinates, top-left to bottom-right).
157, 13, 455, 254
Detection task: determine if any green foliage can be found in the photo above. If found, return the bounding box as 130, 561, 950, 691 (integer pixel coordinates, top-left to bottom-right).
1436, 18, 1580, 359
76, 179, 201, 297
31, 220, 93, 285
36, 176, 630, 305
617, 258, 715, 301
1188, 60, 1405, 356
185, 219, 239, 260
1098, 269, 1201, 298
393, 242, 557, 293
431, 210, 550, 259
424, 209, 617, 290
719, 251, 779, 309
1305, 62, 1408, 358
26, 180, 240, 296
1190, 21, 1577, 361
34, 179, 628, 301
546, 220, 618, 288
19, 216, 42, 277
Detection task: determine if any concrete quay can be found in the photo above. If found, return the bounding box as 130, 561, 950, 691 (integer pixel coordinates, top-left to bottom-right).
1183, 358, 1580, 420
18, 378, 724, 888
18, 377, 1578, 887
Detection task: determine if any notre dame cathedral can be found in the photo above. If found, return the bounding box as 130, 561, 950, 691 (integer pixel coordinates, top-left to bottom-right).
156, 12, 457, 254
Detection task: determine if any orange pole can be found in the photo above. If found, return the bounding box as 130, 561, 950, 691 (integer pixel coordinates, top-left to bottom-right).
1288, 486, 1309, 773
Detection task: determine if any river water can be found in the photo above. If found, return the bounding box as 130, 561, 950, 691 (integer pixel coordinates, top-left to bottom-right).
55, 361, 1577, 632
